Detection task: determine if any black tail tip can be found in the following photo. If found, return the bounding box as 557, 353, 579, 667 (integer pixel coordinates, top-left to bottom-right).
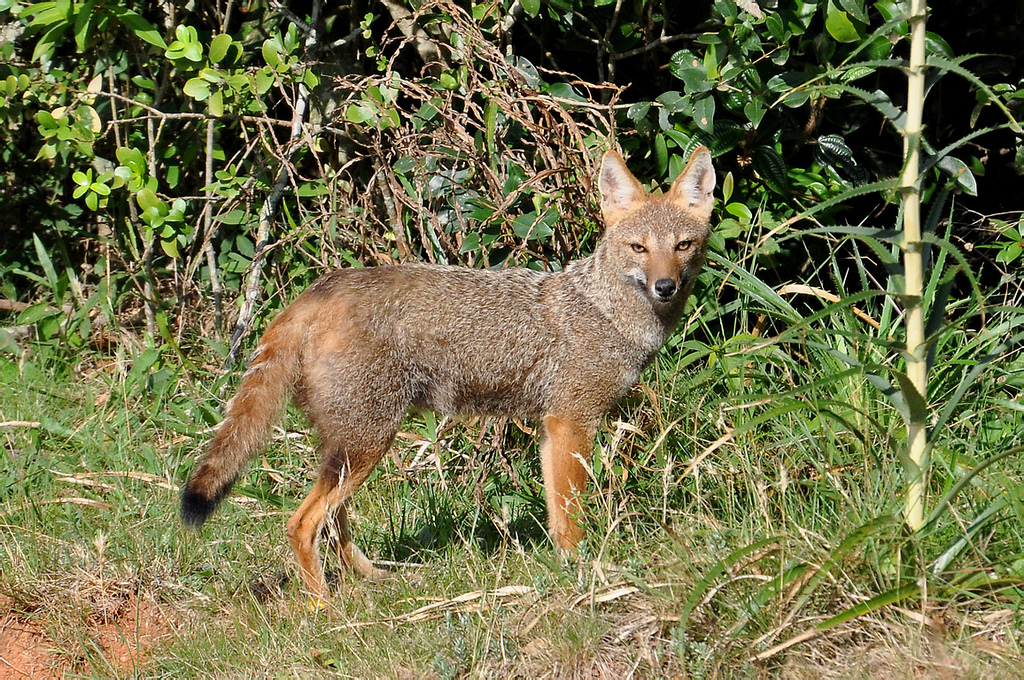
180, 487, 220, 528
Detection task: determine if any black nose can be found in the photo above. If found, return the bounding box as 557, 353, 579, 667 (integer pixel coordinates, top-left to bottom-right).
654, 278, 677, 299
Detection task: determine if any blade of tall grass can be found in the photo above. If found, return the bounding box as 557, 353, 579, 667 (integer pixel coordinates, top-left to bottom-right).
678, 536, 784, 633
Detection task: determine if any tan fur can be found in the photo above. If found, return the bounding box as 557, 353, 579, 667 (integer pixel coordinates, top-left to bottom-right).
181, 146, 716, 598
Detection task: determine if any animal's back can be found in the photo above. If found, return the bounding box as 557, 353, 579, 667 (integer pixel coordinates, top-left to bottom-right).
293, 263, 573, 418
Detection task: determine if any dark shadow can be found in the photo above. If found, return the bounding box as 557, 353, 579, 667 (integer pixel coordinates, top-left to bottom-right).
372, 486, 551, 565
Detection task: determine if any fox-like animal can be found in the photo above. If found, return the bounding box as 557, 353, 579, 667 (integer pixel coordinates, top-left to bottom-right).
181, 146, 715, 598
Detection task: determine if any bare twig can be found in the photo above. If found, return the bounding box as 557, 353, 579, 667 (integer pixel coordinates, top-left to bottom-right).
316, 25, 362, 53
314, 0, 618, 269
610, 31, 696, 61
379, 0, 451, 74
0, 421, 41, 428
0, 299, 31, 313
203, 120, 223, 335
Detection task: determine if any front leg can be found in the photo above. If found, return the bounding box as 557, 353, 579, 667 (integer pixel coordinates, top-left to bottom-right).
540, 415, 595, 551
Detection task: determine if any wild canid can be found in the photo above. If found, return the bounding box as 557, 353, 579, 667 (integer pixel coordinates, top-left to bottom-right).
181, 146, 716, 598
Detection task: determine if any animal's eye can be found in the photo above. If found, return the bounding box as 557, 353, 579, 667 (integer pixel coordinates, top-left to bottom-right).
676, 240, 693, 252
630, 243, 647, 253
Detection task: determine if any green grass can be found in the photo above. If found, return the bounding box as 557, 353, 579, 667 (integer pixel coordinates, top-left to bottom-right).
2, 257, 1023, 678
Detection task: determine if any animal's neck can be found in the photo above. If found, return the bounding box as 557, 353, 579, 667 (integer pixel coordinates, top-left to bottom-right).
563, 251, 678, 356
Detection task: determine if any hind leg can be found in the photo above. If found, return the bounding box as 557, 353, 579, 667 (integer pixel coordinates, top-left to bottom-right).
286, 450, 390, 598
287, 477, 336, 599
325, 502, 387, 580
289, 346, 407, 595
288, 417, 403, 598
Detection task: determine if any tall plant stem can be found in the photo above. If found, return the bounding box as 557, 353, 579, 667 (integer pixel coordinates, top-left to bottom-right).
901, 0, 929, 531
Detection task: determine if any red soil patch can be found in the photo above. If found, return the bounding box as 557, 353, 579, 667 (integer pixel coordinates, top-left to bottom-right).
0, 615, 61, 680
0, 594, 169, 679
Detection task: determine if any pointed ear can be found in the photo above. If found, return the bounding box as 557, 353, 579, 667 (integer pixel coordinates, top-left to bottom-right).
668, 146, 715, 219
599, 151, 646, 224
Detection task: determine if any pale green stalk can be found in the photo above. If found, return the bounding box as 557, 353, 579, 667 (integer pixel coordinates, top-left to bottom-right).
901, 0, 929, 531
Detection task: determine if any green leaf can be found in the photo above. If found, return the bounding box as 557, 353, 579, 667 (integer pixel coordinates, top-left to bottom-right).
752, 146, 790, 195
669, 52, 712, 95
136, 187, 161, 212
174, 24, 193, 43
654, 134, 668, 175
627, 101, 651, 122
693, 95, 715, 133
32, 233, 59, 297
262, 40, 282, 69
725, 201, 751, 223
459, 232, 480, 254
891, 370, 927, 423
512, 209, 556, 240
254, 68, 275, 95
131, 75, 156, 90
934, 155, 977, 196
73, 0, 95, 52
835, 0, 869, 24
16, 302, 58, 326
928, 55, 1022, 133
923, 445, 1024, 536
817, 134, 854, 166
816, 584, 920, 631
209, 89, 224, 117
160, 237, 179, 258
184, 42, 202, 62
199, 68, 224, 84
785, 516, 901, 626
548, 82, 585, 102
209, 33, 232, 63
743, 99, 765, 127
108, 6, 168, 50
825, 2, 860, 43
679, 537, 784, 630
996, 242, 1022, 264
32, 22, 69, 63
235, 235, 255, 258
721, 171, 734, 204
345, 103, 373, 124
438, 71, 458, 90
521, 0, 541, 17
656, 90, 687, 113
183, 77, 211, 101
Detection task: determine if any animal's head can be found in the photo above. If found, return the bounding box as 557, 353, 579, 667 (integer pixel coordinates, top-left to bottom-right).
597, 146, 715, 308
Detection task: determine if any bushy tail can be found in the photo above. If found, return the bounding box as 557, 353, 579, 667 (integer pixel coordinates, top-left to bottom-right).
181, 312, 303, 527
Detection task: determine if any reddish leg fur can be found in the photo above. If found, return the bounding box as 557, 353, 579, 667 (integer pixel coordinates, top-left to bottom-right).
540, 415, 595, 551
286, 478, 335, 598
286, 463, 387, 597
288, 415, 594, 597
